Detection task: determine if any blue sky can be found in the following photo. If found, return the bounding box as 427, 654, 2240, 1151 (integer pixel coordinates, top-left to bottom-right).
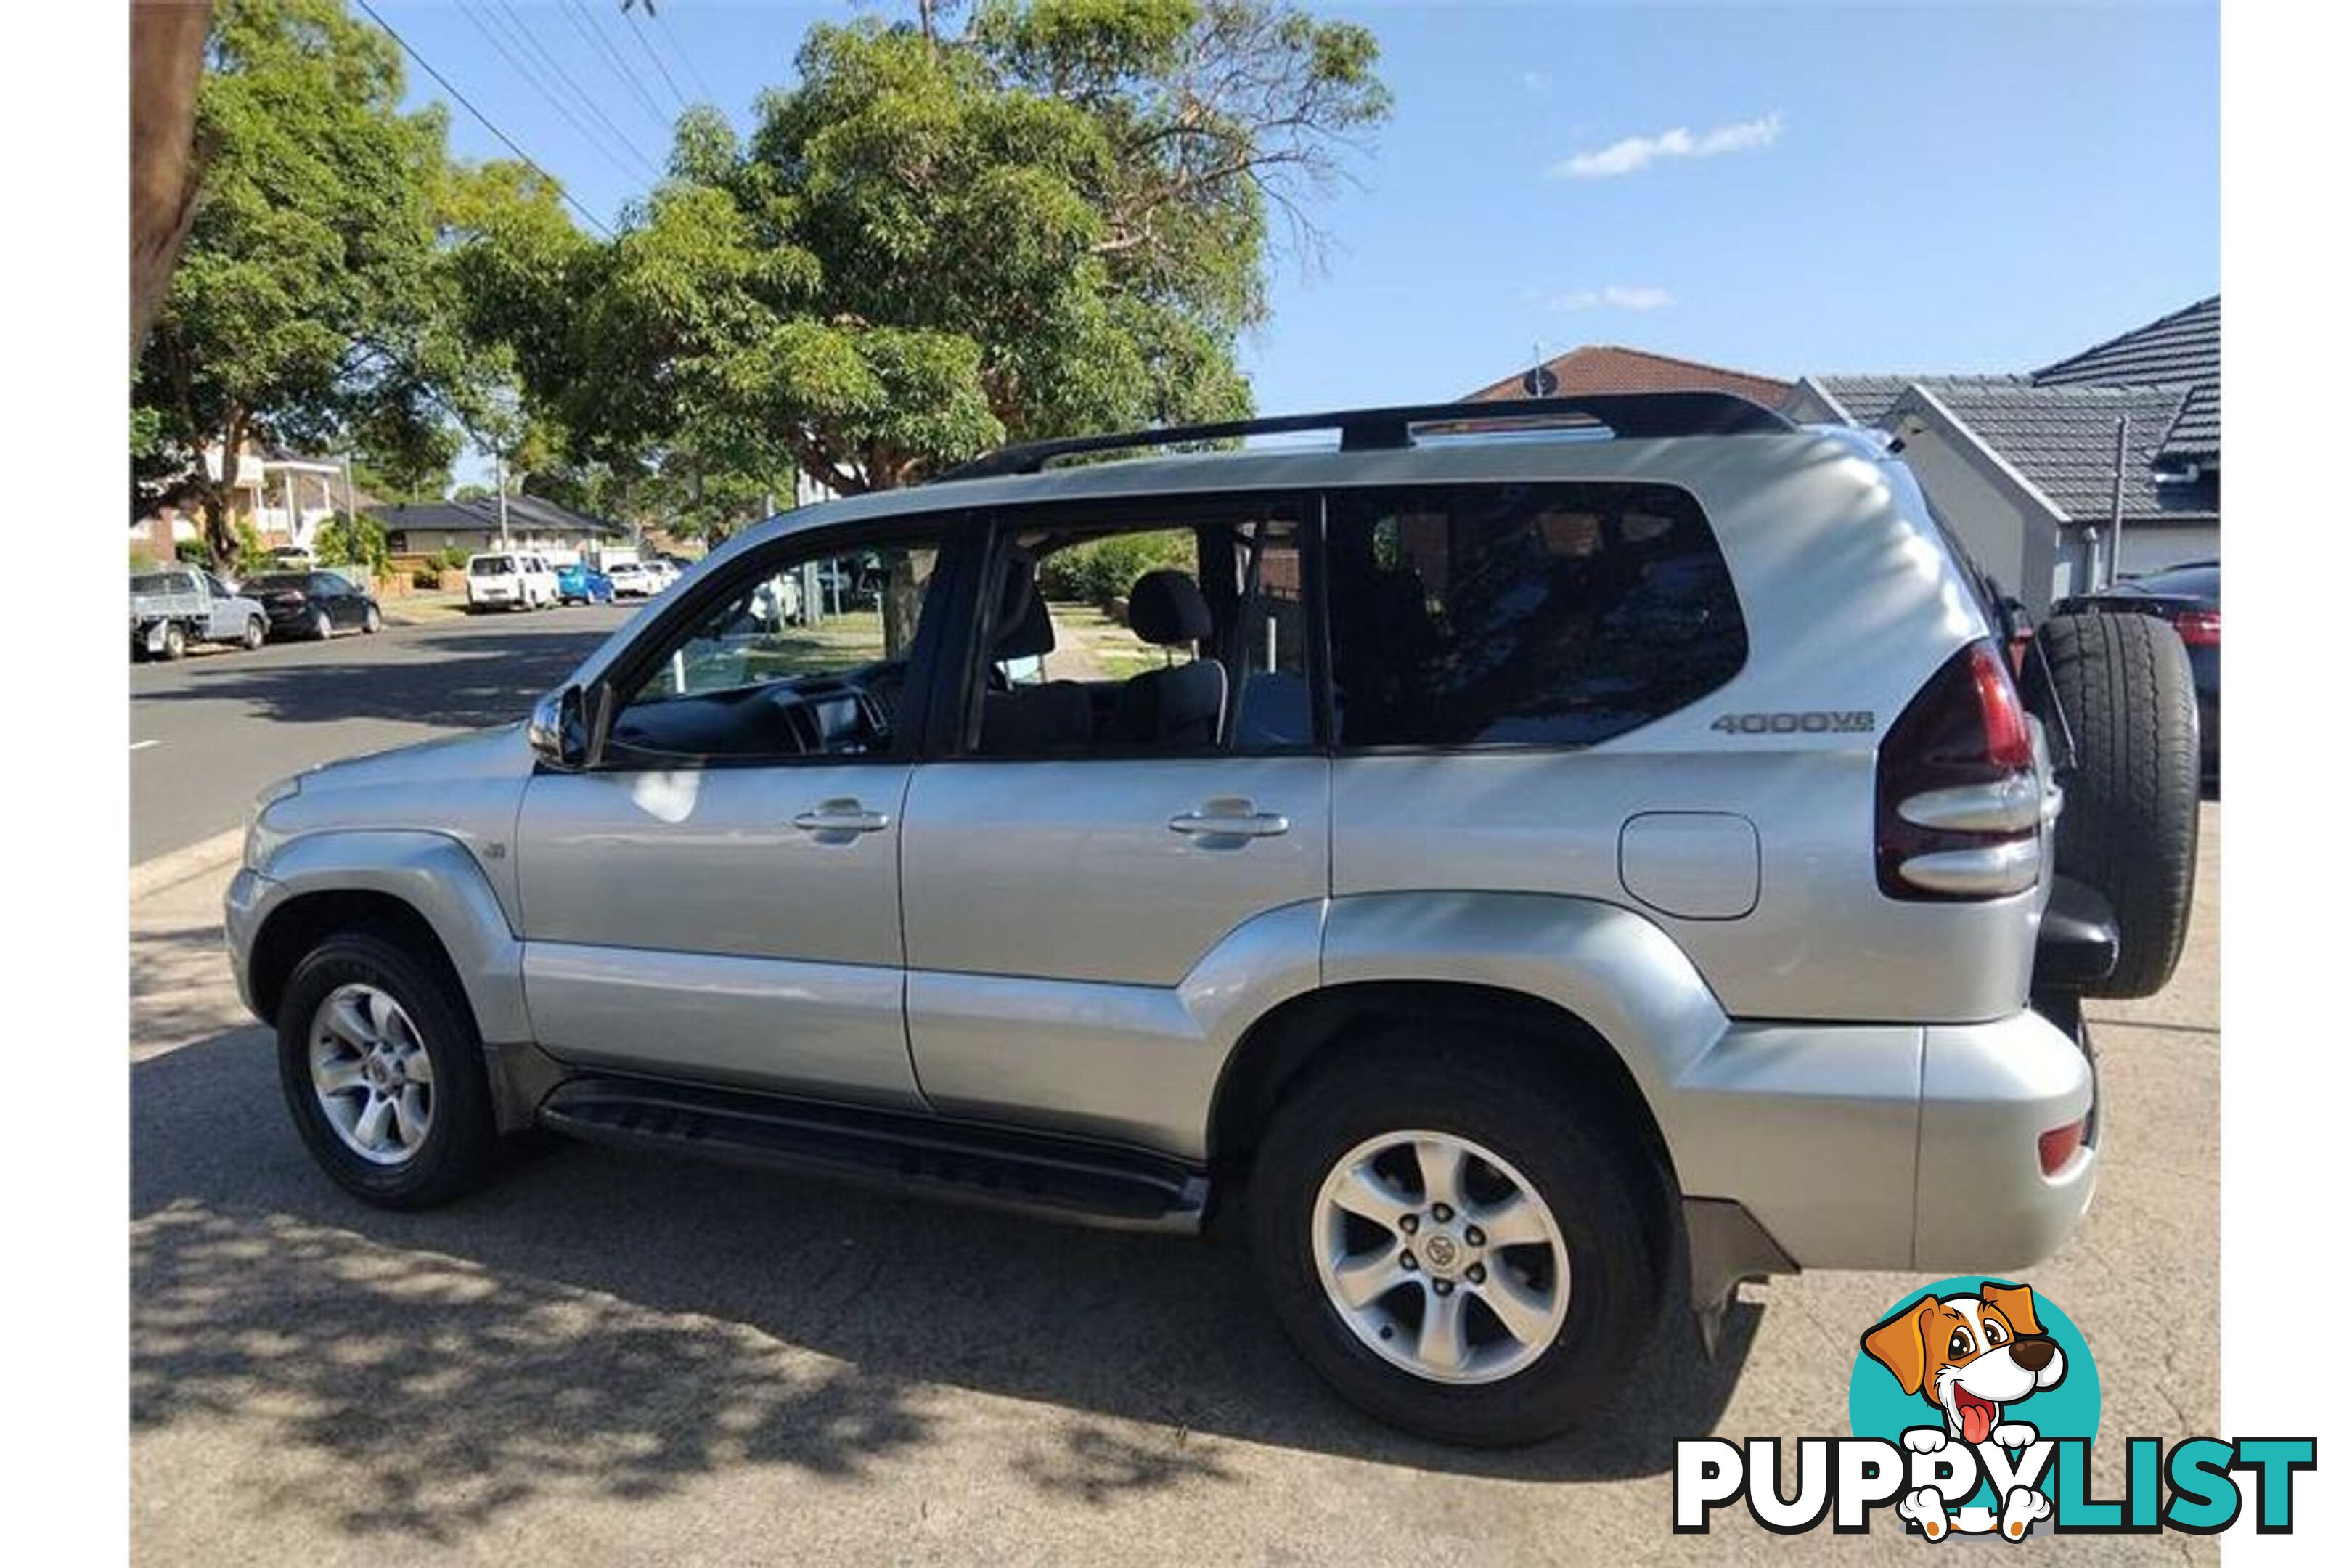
377, 0, 2218, 438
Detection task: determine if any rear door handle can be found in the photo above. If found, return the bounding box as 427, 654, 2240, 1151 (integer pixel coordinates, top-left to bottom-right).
1169, 799, 1290, 839
792, 798, 891, 836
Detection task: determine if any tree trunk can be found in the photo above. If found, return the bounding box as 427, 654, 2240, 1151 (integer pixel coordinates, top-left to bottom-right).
131, 1, 212, 361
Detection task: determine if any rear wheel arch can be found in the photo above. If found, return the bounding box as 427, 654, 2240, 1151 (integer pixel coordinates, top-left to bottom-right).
1210, 981, 1680, 1225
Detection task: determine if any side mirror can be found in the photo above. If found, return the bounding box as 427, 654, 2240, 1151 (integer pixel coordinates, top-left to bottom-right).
528, 685, 603, 769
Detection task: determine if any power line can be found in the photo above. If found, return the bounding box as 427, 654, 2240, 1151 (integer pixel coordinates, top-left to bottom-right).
460, 1, 660, 184
650, 4, 719, 106
351, 0, 616, 240
622, 3, 692, 110
560, 0, 671, 136
488, 0, 666, 176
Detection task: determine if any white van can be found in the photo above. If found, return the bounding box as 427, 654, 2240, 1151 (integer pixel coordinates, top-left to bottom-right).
465, 551, 558, 611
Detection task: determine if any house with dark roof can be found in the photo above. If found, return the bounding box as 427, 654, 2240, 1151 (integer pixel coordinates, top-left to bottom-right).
1465, 345, 1790, 407
365, 494, 632, 559
1781, 296, 2218, 613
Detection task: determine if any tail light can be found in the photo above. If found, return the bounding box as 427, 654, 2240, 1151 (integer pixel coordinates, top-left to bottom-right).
1876, 640, 2041, 900
2038, 1117, 2085, 1176
2173, 609, 2220, 648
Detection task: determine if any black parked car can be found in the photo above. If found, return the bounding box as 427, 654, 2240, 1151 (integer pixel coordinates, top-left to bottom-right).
242, 570, 383, 642
2052, 560, 2218, 775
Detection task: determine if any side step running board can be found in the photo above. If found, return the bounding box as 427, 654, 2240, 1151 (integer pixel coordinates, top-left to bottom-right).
538, 1076, 1211, 1234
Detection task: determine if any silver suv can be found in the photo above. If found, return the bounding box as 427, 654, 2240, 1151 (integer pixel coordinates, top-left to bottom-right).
226, 396, 2161, 1447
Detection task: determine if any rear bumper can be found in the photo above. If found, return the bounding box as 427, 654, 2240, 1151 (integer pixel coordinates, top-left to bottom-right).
1665, 1007, 2096, 1275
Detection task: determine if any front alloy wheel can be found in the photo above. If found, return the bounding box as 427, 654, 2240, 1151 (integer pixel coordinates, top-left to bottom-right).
308, 983, 435, 1165
277, 931, 498, 1209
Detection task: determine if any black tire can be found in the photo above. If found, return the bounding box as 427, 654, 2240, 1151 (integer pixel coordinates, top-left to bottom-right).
311, 608, 333, 640
2021, 612, 2200, 998
362, 603, 381, 634
242, 616, 266, 651
1248, 1030, 1665, 1447
160, 621, 187, 661
276, 931, 499, 1209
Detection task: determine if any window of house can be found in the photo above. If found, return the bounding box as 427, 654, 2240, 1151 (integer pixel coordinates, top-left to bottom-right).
1324, 482, 1746, 748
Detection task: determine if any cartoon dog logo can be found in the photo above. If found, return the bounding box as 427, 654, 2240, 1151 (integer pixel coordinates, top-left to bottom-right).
1861, 1282, 2067, 1540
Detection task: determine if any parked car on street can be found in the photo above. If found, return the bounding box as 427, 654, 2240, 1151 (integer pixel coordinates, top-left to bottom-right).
129, 566, 269, 659
465, 552, 558, 611
226, 394, 2201, 1447
2051, 560, 2218, 777
555, 560, 615, 605
242, 569, 383, 640
607, 559, 662, 599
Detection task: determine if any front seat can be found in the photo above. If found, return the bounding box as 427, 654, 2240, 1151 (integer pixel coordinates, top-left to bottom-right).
1111, 570, 1227, 748
978, 556, 1093, 754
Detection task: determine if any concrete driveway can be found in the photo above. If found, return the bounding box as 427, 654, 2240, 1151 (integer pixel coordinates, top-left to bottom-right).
129, 808, 2218, 1564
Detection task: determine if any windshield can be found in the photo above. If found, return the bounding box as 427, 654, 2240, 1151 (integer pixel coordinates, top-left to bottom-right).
470, 556, 515, 576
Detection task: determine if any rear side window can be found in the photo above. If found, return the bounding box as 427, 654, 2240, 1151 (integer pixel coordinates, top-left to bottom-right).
1325, 482, 1746, 748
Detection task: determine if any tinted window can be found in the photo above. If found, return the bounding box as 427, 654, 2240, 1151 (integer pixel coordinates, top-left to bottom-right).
245, 573, 306, 592
470, 556, 514, 576
1326, 482, 1746, 748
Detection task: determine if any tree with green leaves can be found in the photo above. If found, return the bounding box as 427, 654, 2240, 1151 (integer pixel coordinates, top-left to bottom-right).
467, 0, 1388, 504
134, 0, 467, 564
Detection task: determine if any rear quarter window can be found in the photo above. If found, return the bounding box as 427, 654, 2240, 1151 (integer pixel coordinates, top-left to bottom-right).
1325, 481, 1747, 748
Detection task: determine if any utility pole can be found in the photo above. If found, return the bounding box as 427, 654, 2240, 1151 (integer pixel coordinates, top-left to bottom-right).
496, 449, 511, 550
2106, 416, 2129, 588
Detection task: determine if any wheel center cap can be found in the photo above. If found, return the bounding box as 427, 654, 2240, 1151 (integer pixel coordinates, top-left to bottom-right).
1419, 1230, 1463, 1275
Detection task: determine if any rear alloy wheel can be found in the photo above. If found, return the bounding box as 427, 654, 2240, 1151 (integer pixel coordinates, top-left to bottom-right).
160, 621, 187, 660
362, 603, 381, 634
277, 932, 498, 1208
242, 616, 266, 651
2021, 612, 2200, 997
1250, 1034, 1663, 1447
312, 608, 333, 640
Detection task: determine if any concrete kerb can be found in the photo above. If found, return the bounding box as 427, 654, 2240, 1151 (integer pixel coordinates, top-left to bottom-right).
130, 828, 246, 903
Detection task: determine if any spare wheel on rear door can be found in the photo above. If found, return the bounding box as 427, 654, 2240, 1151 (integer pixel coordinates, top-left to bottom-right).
2019, 611, 2200, 999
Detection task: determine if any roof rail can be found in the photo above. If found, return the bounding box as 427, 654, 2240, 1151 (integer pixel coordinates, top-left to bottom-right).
933, 391, 1794, 482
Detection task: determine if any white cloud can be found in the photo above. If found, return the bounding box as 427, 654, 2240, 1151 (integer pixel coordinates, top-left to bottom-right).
1551, 112, 1784, 179
1547, 285, 1675, 312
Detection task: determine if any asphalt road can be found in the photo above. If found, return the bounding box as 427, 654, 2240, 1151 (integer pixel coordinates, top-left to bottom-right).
127, 808, 2221, 1565
128, 604, 634, 863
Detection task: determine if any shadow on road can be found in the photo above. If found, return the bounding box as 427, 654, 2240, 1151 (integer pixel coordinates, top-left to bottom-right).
132, 1029, 1761, 1538
134, 629, 613, 730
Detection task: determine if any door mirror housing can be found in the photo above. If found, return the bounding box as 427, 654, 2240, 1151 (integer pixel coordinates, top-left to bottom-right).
528, 684, 604, 769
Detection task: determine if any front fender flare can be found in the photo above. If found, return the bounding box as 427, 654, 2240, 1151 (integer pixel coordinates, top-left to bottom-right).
236, 829, 531, 1045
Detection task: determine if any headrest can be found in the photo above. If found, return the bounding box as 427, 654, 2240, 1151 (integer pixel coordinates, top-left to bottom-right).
993, 554, 1055, 658
1127, 569, 1212, 646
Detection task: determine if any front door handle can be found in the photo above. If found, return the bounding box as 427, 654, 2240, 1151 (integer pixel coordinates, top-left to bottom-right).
1169, 799, 1290, 839
792, 798, 892, 836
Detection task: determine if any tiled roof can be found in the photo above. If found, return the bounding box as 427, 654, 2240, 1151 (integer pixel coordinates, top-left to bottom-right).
1904, 380, 2215, 527
1463, 345, 1790, 407
2033, 295, 2219, 460
1807, 373, 2030, 427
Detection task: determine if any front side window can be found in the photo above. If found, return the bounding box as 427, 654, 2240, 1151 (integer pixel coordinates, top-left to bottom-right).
605, 536, 944, 763
1325, 482, 1746, 748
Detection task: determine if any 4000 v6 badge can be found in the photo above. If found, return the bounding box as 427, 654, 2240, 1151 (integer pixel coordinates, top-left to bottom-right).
1674, 1279, 2315, 1540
